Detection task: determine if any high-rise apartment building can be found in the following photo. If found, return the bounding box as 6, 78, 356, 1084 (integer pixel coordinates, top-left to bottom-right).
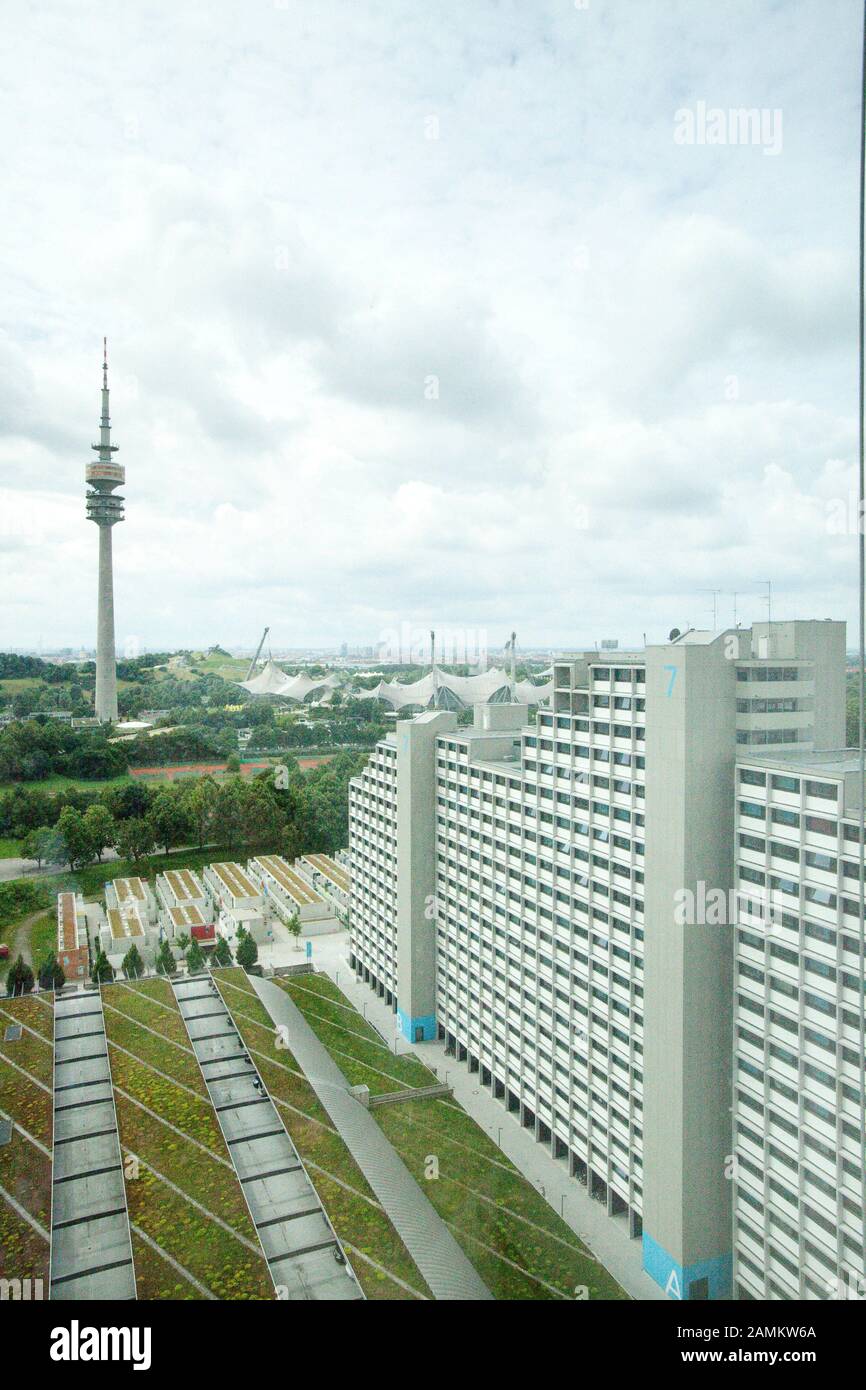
732, 749, 865, 1300
347, 619, 856, 1300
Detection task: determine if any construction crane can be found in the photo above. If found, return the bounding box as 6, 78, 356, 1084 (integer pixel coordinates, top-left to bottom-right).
246, 627, 270, 680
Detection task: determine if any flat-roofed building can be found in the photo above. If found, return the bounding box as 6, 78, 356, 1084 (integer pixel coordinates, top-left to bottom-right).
731, 749, 865, 1302
348, 619, 852, 1301
99, 901, 152, 966
105, 876, 157, 925
298, 853, 350, 916
156, 867, 207, 913
249, 854, 332, 930
56, 891, 89, 980
155, 868, 211, 940
202, 861, 267, 947
203, 861, 262, 913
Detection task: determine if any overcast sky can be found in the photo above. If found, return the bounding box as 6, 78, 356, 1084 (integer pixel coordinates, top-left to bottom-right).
1, 0, 863, 656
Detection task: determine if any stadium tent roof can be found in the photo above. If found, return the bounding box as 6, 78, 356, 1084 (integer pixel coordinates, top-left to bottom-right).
369, 667, 551, 710
239, 661, 340, 701
240, 658, 292, 695
515, 678, 554, 704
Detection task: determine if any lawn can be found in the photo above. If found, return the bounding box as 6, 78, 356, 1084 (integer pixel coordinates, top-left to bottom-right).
102, 978, 274, 1299
259, 970, 629, 1301
0, 993, 52, 1287
213, 967, 433, 1301
272, 974, 439, 1093
0, 772, 133, 794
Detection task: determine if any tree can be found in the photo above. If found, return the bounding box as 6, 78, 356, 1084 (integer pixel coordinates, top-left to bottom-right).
57, 806, 95, 870
185, 937, 205, 974
37, 951, 65, 992
83, 804, 116, 862
225, 753, 241, 774
235, 932, 258, 969
22, 825, 63, 869
91, 948, 114, 984
182, 776, 218, 849
213, 778, 246, 851
282, 820, 306, 864
175, 932, 191, 954
148, 788, 189, 854
114, 816, 156, 865
155, 939, 176, 976
5, 955, 34, 996
122, 943, 145, 980
286, 911, 302, 950
242, 781, 285, 850
213, 936, 233, 967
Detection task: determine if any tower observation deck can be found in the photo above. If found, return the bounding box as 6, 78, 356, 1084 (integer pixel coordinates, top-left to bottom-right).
86, 339, 124, 721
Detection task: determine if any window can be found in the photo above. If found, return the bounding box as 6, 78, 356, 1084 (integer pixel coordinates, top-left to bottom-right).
805, 781, 837, 802
771, 775, 800, 793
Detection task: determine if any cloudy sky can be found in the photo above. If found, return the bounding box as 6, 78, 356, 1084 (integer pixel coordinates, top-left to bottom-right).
1, 0, 863, 655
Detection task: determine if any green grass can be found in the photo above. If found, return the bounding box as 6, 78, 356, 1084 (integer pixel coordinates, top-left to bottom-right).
214, 968, 433, 1300
0, 772, 133, 794
260, 972, 628, 1301
28, 912, 57, 969
0, 837, 23, 858
71, 842, 282, 899
0, 677, 44, 693
103, 979, 273, 1299
0, 992, 53, 1288
272, 974, 438, 1093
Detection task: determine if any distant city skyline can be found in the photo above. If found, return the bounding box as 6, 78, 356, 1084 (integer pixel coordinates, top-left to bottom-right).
1, 1, 863, 652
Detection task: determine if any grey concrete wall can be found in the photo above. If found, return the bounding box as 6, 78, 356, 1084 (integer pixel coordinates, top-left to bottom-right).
396, 710, 456, 1030
642, 634, 736, 1274
95, 524, 118, 723
752, 619, 846, 751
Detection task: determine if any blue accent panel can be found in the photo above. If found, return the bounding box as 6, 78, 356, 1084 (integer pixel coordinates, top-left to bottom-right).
642, 1233, 732, 1300
397, 1009, 436, 1042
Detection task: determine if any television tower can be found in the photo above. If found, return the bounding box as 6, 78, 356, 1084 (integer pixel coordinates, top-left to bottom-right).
86, 338, 124, 722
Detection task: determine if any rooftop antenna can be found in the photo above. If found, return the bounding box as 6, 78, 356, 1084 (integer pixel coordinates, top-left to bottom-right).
508, 631, 517, 701
700, 589, 722, 630
753, 579, 772, 628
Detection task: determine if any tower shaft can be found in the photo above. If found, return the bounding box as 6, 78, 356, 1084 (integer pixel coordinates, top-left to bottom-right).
86, 338, 124, 723
95, 526, 118, 721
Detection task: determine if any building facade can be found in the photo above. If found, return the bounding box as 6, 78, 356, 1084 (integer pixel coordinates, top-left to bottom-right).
732, 750, 865, 1300
348, 619, 858, 1300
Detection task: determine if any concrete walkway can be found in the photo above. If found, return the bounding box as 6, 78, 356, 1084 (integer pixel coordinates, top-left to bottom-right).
297, 932, 666, 1302
251, 976, 493, 1301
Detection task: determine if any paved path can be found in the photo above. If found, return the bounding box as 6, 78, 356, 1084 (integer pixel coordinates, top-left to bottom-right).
251, 975, 493, 1301
302, 932, 666, 1303
8, 909, 46, 965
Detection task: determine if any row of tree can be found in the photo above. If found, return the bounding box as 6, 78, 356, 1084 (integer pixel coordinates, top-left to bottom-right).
5, 927, 246, 997
15, 752, 365, 871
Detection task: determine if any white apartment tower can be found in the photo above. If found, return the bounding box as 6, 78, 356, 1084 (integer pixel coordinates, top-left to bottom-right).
348, 618, 856, 1300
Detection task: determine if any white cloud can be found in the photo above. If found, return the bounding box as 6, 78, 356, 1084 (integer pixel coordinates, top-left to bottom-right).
0, 0, 861, 651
